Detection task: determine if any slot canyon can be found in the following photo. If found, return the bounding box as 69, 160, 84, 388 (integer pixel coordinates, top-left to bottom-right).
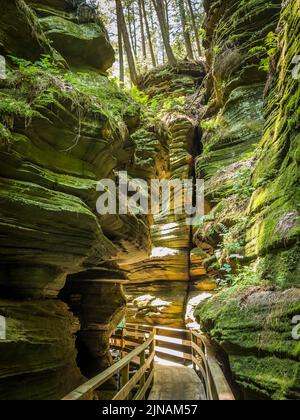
0, 0, 299, 400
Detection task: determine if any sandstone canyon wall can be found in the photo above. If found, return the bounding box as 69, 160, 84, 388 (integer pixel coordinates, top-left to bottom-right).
124, 62, 210, 329
0, 0, 299, 402
194, 0, 300, 400
0, 0, 165, 399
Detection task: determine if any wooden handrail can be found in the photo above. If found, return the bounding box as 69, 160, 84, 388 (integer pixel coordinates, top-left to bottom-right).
123, 324, 235, 401
126, 323, 188, 333
113, 352, 155, 400
133, 370, 154, 400
198, 334, 235, 401
62, 332, 155, 401
191, 330, 235, 400
63, 323, 235, 401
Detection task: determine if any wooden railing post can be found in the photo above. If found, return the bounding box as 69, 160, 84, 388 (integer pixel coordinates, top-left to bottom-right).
62, 330, 155, 401
121, 327, 125, 359
150, 327, 156, 386
139, 350, 146, 387
191, 330, 196, 370
122, 364, 129, 389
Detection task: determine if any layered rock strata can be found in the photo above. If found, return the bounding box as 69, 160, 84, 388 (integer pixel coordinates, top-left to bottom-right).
124, 64, 210, 328
0, 0, 165, 399
194, 0, 300, 400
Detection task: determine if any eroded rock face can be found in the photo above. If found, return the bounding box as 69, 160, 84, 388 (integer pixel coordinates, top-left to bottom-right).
246, 0, 300, 286
124, 63, 209, 328
0, 0, 51, 60
0, 0, 164, 399
0, 300, 82, 400
60, 278, 126, 376
195, 0, 300, 400
1, 0, 298, 402
198, 287, 300, 400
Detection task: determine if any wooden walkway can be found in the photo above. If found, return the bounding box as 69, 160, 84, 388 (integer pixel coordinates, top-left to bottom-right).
148, 364, 206, 400
62, 324, 235, 401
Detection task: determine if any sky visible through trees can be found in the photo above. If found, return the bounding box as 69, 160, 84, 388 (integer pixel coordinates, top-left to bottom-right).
96, 0, 204, 84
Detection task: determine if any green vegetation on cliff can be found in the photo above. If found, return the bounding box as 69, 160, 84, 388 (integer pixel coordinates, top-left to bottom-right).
195, 0, 300, 400
0, 0, 299, 402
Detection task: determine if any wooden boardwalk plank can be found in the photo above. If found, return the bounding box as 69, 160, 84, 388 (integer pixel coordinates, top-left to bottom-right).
148, 365, 206, 401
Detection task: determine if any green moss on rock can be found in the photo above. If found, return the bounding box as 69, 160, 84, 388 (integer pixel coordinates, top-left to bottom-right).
195, 284, 300, 399
40, 15, 114, 71
195, 0, 300, 401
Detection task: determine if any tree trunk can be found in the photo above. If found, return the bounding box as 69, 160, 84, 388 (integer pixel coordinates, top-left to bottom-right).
165, 0, 170, 41
139, 0, 147, 60
132, 3, 138, 58
178, 0, 194, 60
117, 3, 124, 84
152, 0, 176, 66
116, 0, 138, 85
141, 0, 157, 67
127, 4, 137, 59
149, 0, 155, 32
186, 0, 202, 57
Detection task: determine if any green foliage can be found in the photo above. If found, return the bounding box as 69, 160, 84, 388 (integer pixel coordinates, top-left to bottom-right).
259, 57, 270, 72
213, 46, 221, 54
217, 264, 259, 288
161, 96, 186, 112
242, 148, 258, 161
207, 214, 249, 284
123, 83, 186, 120
126, 86, 150, 106
259, 32, 278, 72
0, 55, 142, 138
194, 213, 215, 227
55, 70, 140, 125
248, 46, 265, 55
231, 167, 255, 198
0, 122, 12, 145
0, 93, 44, 127
248, 32, 278, 72
156, 67, 174, 78
9, 54, 60, 75
200, 117, 220, 131
199, 28, 207, 41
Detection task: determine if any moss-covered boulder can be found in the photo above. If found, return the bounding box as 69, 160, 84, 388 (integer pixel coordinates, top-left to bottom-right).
39, 15, 114, 71
0, 0, 51, 60
27, 0, 114, 66
195, 285, 300, 399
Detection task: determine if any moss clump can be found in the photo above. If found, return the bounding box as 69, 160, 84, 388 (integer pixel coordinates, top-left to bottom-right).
63, 71, 140, 127
0, 56, 141, 144
256, 244, 300, 289
0, 93, 44, 125
230, 355, 299, 400
195, 278, 300, 399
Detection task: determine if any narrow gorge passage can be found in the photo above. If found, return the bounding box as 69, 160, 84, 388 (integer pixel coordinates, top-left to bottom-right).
0, 0, 299, 402
123, 64, 212, 333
